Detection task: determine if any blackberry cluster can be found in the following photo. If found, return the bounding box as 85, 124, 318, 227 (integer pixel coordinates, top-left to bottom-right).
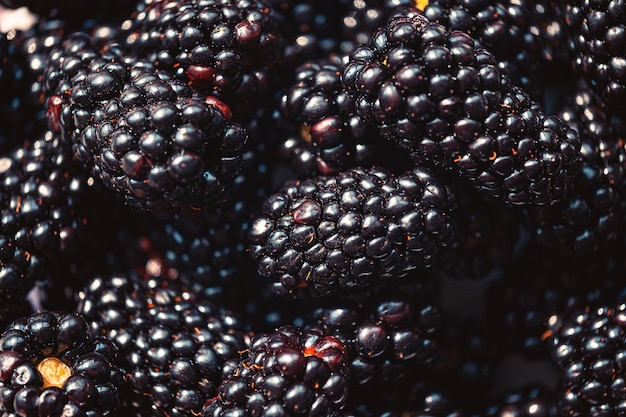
546, 303, 626, 416
278, 57, 381, 177
45, 37, 248, 217
0, 132, 87, 325
5, 1, 626, 416
341, 12, 583, 206
249, 166, 456, 298
202, 325, 350, 417
78, 271, 248, 417
562, 0, 626, 107
122, 0, 282, 115
0, 311, 124, 417
422, 0, 547, 99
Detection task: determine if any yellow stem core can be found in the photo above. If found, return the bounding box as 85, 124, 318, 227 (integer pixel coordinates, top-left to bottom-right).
414, 0, 429, 11
300, 125, 312, 143
37, 357, 72, 389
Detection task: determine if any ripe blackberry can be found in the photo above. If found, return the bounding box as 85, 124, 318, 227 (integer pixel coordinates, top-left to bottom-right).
1, 20, 122, 154
202, 325, 350, 417
278, 57, 383, 176
78, 271, 249, 417
562, 0, 626, 107
484, 386, 557, 417
341, 11, 582, 206
0, 131, 87, 322
45, 39, 249, 217
122, 0, 282, 115
0, 311, 125, 417
248, 166, 456, 298
421, 0, 546, 99
306, 281, 441, 391
525, 85, 626, 255
546, 303, 626, 416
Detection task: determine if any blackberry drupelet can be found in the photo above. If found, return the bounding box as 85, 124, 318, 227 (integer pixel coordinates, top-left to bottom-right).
45, 39, 249, 217
526, 85, 626, 255
341, 11, 583, 206
123, 0, 282, 115
0, 311, 125, 417
307, 281, 441, 390
546, 302, 626, 416
78, 270, 249, 417
278, 57, 383, 176
0, 131, 87, 328
202, 325, 350, 417
484, 386, 557, 417
248, 166, 456, 298
562, 0, 626, 107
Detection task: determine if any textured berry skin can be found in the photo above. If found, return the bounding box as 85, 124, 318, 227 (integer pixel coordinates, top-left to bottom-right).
484, 386, 558, 417
249, 166, 456, 298
422, 0, 547, 99
278, 57, 382, 177
202, 325, 350, 417
563, 0, 626, 108
44, 37, 248, 217
0, 131, 87, 323
526, 85, 626, 255
123, 0, 282, 114
0, 311, 124, 417
307, 281, 441, 389
546, 303, 626, 417
77, 271, 249, 417
341, 11, 582, 206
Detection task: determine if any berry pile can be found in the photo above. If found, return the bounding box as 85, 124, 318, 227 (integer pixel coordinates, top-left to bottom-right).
2, 1, 626, 416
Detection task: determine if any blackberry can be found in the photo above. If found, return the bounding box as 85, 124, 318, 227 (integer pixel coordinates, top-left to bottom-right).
484, 386, 557, 417
0, 131, 87, 324
307, 281, 441, 390
525, 85, 626, 255
248, 166, 456, 298
0, 20, 122, 155
202, 325, 350, 417
78, 271, 249, 417
341, 11, 582, 206
546, 303, 626, 416
0, 311, 125, 417
421, 0, 547, 99
122, 0, 282, 116
562, 0, 626, 108
45, 39, 249, 217
278, 57, 383, 176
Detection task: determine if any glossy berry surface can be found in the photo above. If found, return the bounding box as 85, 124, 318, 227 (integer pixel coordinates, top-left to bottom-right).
249, 166, 456, 298
202, 325, 350, 417
0, 311, 124, 417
